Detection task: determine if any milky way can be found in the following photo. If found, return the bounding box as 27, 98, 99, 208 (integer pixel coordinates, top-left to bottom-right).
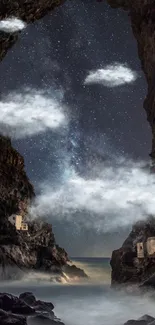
0, 0, 151, 256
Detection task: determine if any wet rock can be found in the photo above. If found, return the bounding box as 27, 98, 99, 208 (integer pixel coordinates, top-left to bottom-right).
63, 264, 88, 279
28, 314, 64, 325
33, 300, 54, 316
149, 322, 155, 325
138, 315, 155, 323
19, 292, 36, 306
0, 292, 64, 325
0, 308, 27, 325
20, 292, 55, 318
0, 293, 35, 315
110, 218, 155, 286
124, 320, 150, 325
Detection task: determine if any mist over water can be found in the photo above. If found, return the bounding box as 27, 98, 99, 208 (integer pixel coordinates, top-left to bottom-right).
71, 257, 111, 284
3, 280, 155, 325
3, 258, 155, 325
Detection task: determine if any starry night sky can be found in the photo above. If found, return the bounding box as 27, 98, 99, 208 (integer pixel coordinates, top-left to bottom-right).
0, 0, 152, 256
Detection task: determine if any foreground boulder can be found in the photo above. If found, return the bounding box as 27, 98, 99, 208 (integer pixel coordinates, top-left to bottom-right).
0, 292, 64, 325
124, 315, 155, 325
0, 308, 27, 325
0, 293, 35, 315
19, 292, 54, 317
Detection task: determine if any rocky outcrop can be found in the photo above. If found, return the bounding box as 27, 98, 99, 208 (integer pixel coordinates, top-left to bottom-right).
0, 138, 86, 281
110, 218, 155, 286
106, 0, 155, 162
123, 315, 155, 325
106, 0, 155, 286
0, 136, 34, 220
0, 219, 87, 281
0, 291, 64, 325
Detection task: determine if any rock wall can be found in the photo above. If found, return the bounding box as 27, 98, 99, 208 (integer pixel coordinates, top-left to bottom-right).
0, 136, 34, 220
110, 218, 155, 286
105, 0, 155, 286
0, 0, 88, 281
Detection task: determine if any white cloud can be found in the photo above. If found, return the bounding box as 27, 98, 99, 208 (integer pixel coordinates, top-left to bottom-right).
0, 88, 68, 138
0, 17, 27, 33
30, 159, 155, 233
84, 63, 138, 87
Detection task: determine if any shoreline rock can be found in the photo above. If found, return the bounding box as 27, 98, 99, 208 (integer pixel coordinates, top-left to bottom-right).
123, 315, 155, 325
0, 291, 64, 325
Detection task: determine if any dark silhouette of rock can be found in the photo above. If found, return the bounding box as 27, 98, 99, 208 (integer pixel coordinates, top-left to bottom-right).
138, 316, 155, 323
63, 264, 88, 279
0, 308, 27, 325
0, 292, 64, 325
20, 292, 54, 317
124, 315, 155, 325
124, 321, 148, 325
19, 292, 36, 306
106, 0, 155, 286
0, 293, 35, 315
28, 314, 64, 325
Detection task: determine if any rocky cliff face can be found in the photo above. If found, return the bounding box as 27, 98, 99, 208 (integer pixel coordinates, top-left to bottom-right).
0, 0, 88, 282
106, 0, 155, 286
0, 137, 86, 281
0, 219, 87, 281
0, 136, 34, 220
110, 218, 155, 286
0, 136, 86, 281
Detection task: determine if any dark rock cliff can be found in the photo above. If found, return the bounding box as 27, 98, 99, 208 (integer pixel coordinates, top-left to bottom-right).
0, 0, 88, 281
0, 136, 34, 219
106, 0, 155, 286
0, 137, 86, 281
110, 218, 155, 286
0, 291, 65, 324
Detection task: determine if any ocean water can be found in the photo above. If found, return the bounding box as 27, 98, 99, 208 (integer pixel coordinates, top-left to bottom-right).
70, 257, 111, 283
2, 257, 155, 325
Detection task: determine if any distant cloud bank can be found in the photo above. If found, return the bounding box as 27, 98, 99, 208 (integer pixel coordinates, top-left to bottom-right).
84, 63, 138, 87
30, 159, 155, 233
0, 17, 27, 33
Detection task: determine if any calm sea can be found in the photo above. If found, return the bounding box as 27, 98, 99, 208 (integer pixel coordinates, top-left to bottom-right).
70, 257, 111, 283
2, 257, 155, 325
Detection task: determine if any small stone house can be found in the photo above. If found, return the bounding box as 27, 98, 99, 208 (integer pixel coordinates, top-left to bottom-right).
8, 214, 28, 231
137, 237, 155, 258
